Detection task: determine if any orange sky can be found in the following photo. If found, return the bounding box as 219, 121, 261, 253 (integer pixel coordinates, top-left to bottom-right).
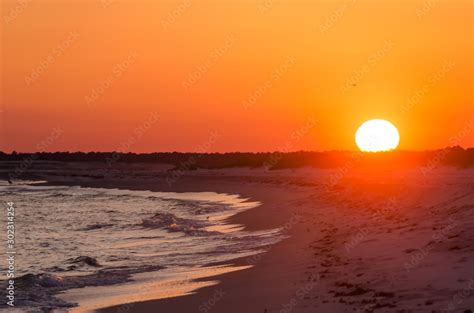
1, 0, 473, 153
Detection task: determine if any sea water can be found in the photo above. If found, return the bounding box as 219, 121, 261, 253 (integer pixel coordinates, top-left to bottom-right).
0, 181, 284, 312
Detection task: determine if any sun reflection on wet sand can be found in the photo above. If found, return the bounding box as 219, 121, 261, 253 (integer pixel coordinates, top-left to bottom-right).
62, 265, 252, 312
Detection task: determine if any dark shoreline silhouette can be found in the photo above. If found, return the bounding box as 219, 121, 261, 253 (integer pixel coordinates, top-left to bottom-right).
0, 146, 473, 170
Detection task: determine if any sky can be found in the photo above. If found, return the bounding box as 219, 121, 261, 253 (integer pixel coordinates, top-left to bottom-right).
1, 0, 473, 153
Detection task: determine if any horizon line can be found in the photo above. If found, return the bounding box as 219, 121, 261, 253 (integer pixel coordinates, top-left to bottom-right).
1, 146, 472, 155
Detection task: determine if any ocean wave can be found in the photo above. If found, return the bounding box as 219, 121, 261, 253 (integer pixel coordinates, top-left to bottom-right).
45, 256, 101, 273
6, 264, 165, 311
140, 212, 215, 236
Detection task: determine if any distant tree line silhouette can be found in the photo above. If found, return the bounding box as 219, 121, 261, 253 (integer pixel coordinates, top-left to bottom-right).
0, 147, 473, 170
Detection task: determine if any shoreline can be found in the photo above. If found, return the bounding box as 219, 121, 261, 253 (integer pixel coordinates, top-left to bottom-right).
42, 168, 319, 313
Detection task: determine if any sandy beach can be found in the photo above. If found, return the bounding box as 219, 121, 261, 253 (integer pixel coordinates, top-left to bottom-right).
13, 162, 472, 313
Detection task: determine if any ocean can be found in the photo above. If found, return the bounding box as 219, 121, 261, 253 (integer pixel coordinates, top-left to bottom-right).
0, 181, 284, 312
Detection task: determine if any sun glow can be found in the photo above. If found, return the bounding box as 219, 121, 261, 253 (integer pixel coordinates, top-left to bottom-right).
355, 119, 400, 152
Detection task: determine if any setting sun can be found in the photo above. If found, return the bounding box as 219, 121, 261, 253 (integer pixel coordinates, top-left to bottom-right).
355, 119, 400, 152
